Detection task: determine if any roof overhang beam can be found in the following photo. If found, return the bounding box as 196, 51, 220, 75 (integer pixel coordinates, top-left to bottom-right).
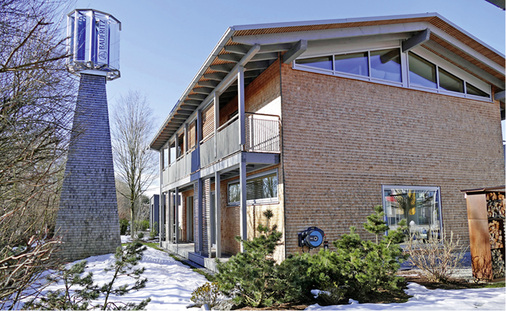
402, 28, 430, 52
495, 90, 505, 102
283, 40, 308, 64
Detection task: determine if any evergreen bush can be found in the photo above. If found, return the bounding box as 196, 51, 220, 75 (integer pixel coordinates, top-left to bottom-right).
213, 206, 408, 307
277, 205, 408, 305
25, 242, 150, 310
214, 210, 282, 308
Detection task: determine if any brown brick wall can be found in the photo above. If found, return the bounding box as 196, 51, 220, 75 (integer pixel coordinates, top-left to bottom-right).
280, 64, 505, 255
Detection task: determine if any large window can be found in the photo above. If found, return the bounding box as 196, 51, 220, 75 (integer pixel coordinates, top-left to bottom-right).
334, 52, 368, 76
295, 56, 333, 71
408, 52, 489, 98
293, 49, 491, 100
295, 48, 402, 83
408, 52, 437, 88
382, 185, 441, 242
228, 172, 278, 205
370, 48, 402, 82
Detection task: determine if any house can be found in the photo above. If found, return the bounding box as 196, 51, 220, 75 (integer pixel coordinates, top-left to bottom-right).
149, 13, 505, 270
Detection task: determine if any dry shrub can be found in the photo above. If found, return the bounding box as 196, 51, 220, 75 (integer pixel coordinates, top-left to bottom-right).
405, 231, 468, 283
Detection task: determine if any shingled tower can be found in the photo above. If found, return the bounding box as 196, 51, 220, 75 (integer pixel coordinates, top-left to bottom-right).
56, 9, 122, 261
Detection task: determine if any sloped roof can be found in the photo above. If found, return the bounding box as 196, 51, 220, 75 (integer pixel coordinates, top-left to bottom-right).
150, 13, 505, 150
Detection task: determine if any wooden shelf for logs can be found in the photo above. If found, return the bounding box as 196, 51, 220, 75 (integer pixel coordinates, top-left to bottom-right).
462, 186, 505, 281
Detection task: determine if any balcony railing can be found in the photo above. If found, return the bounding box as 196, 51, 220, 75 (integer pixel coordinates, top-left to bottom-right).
245, 113, 280, 153
163, 113, 281, 185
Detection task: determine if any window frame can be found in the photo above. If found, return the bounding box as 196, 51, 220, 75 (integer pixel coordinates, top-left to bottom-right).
293, 46, 404, 87
381, 185, 443, 241
227, 170, 279, 206
292, 46, 492, 102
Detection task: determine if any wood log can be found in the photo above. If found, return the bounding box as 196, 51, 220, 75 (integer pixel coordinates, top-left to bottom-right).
488, 220, 504, 249
491, 248, 505, 279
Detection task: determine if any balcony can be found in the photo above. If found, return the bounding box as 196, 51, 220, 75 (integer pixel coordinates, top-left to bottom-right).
162, 113, 280, 186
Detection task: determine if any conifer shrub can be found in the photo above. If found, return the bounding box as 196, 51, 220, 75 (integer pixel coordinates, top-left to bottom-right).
25, 242, 150, 310
213, 206, 408, 307
214, 210, 282, 308
277, 205, 408, 305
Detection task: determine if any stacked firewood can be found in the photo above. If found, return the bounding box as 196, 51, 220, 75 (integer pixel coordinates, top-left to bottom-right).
486, 192, 505, 218
491, 248, 505, 279
489, 220, 504, 249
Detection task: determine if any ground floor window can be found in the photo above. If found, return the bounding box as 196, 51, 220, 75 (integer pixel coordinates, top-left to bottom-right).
382, 185, 442, 242
228, 171, 278, 205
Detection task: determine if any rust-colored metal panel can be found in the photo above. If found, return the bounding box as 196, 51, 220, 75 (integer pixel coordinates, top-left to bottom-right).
467, 219, 493, 280
466, 193, 488, 220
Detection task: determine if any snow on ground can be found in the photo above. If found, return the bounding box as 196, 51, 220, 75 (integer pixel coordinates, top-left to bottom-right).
82, 247, 208, 310
16, 241, 506, 310
307, 283, 506, 310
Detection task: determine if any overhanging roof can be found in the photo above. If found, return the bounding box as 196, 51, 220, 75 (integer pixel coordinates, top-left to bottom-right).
150, 12, 506, 151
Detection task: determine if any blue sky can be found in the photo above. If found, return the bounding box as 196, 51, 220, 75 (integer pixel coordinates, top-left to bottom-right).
70, 0, 505, 130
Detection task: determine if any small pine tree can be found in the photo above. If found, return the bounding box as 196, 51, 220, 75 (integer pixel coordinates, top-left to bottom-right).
98, 241, 151, 310
215, 210, 282, 308
364, 205, 389, 244
25, 242, 150, 310
24, 260, 98, 310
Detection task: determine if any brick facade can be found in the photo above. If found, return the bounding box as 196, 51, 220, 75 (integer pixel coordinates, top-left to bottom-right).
280, 64, 504, 255
56, 73, 121, 262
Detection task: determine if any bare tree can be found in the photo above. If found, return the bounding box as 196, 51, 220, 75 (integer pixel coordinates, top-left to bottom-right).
0, 0, 77, 308
111, 91, 157, 238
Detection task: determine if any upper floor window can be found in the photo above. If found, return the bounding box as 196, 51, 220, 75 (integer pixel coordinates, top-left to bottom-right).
370, 48, 401, 82
294, 48, 491, 100
408, 52, 437, 88
295, 48, 402, 84
408, 52, 489, 98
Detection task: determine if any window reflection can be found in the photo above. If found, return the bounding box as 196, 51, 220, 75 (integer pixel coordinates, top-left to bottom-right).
228, 173, 278, 204
334, 52, 368, 76
295, 56, 333, 70
409, 52, 437, 88
466, 82, 489, 97
383, 186, 441, 243
439, 68, 464, 93
370, 49, 402, 82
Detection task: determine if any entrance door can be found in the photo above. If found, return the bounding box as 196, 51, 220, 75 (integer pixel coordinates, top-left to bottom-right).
186, 196, 194, 242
